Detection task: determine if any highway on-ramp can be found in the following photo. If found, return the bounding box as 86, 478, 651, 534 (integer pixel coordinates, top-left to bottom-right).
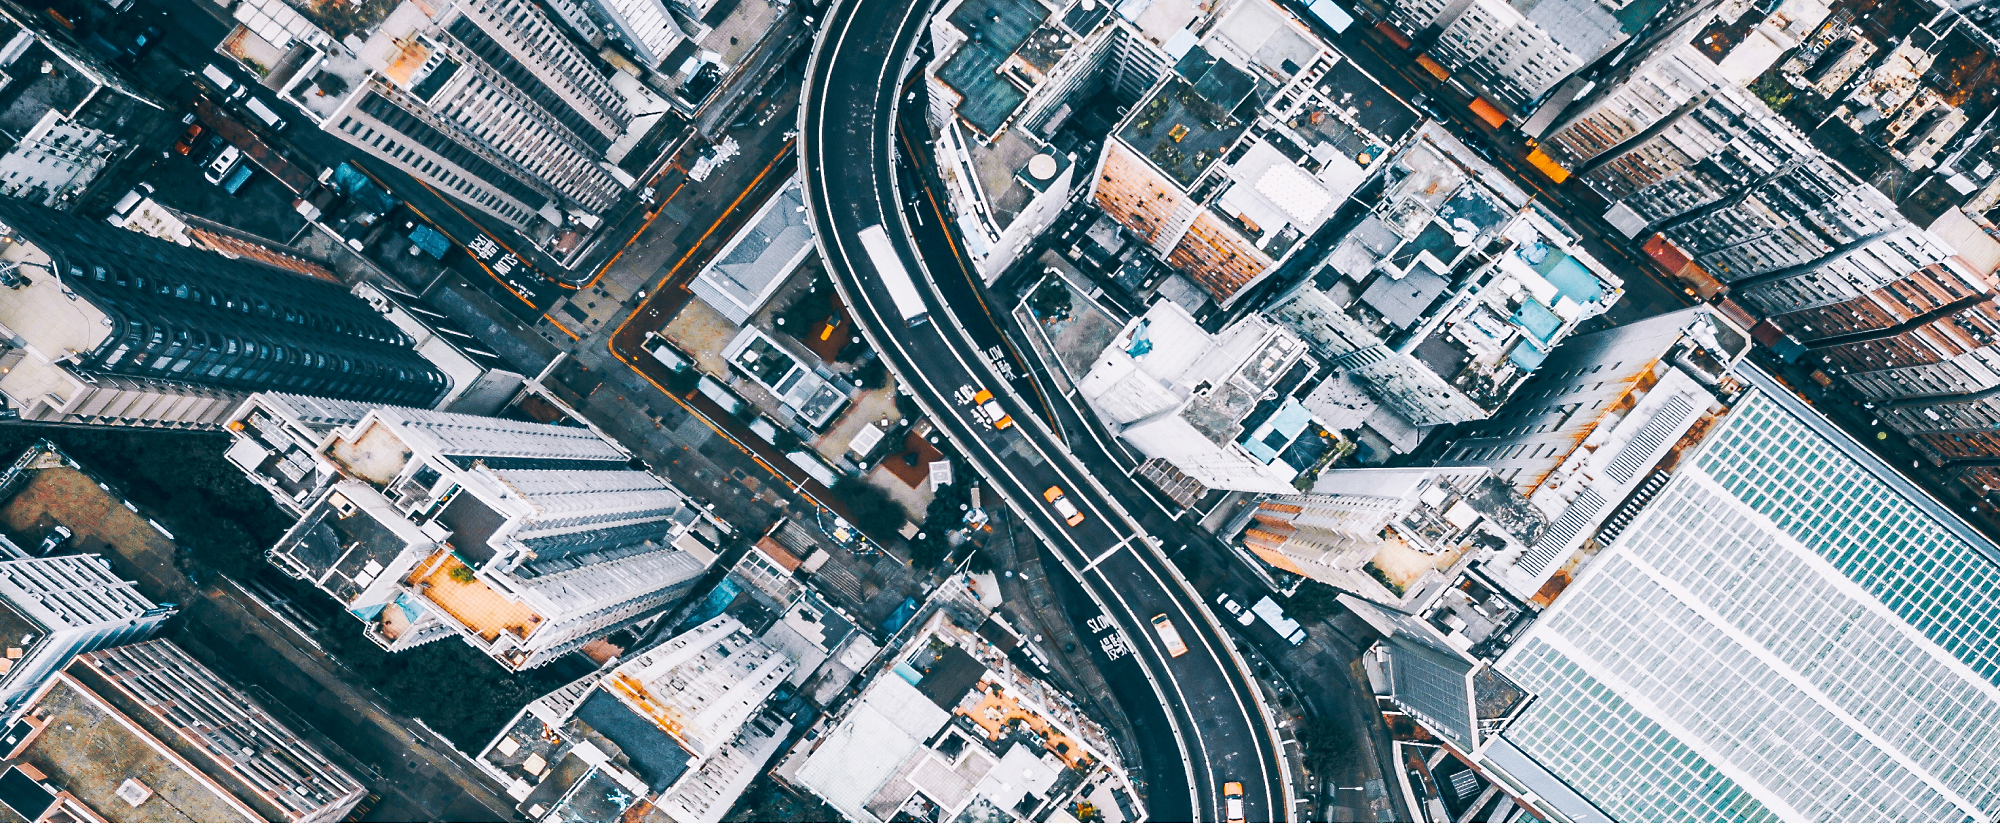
798, 0, 1291, 818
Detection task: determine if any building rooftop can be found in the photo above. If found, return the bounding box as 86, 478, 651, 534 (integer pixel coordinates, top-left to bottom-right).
268, 483, 425, 605
1120, 74, 1255, 188
0, 677, 259, 823
406, 548, 541, 644
935, 0, 1053, 137
691, 176, 814, 325
571, 689, 692, 793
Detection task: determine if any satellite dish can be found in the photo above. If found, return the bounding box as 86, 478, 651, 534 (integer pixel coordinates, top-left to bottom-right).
1028, 153, 1059, 180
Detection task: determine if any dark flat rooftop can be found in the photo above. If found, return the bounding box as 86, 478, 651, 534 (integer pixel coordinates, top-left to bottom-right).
573, 689, 691, 793
938, 0, 1049, 136
1319, 58, 1418, 145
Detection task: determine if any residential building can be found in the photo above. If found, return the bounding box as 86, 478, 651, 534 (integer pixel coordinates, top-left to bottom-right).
1381, 0, 1673, 127
477, 611, 812, 821
251, 0, 662, 232
1078, 299, 1321, 494
1270, 124, 1622, 428
230, 397, 717, 670
0, 640, 366, 822
580, 0, 692, 70
786, 601, 1135, 823
0, 554, 173, 719
0, 198, 449, 429
1535, 25, 1958, 323
1089, 0, 1419, 306
923, 0, 1192, 281
0, 111, 122, 208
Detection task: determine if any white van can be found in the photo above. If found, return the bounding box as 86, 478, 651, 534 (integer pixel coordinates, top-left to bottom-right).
200, 63, 237, 94
244, 97, 286, 131
204, 146, 243, 184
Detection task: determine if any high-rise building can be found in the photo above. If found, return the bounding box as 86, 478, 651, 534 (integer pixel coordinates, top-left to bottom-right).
476, 613, 798, 821
1088, 0, 1419, 306
1432, 306, 1750, 489
1239, 467, 1544, 609
0, 554, 174, 719
227, 395, 716, 670
923, 0, 1188, 281
0, 640, 367, 823
0, 198, 449, 429
1270, 123, 1623, 429
1078, 300, 1322, 493
260, 0, 656, 231
1346, 359, 2000, 822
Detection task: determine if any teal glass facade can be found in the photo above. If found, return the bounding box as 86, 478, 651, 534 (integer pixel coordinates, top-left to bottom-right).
1494, 385, 2000, 822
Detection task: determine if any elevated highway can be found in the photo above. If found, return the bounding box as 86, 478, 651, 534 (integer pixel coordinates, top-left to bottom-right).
798, 0, 1291, 817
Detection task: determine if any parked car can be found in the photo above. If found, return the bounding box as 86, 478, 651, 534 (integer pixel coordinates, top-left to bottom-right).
172, 123, 204, 155
119, 23, 160, 63
219, 163, 254, 195
204, 145, 243, 184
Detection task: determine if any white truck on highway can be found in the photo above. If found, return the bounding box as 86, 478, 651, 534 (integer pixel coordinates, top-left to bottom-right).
857, 224, 928, 325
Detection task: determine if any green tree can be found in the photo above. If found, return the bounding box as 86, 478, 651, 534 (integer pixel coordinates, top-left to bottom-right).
1286, 579, 1343, 623
910, 480, 971, 568
1028, 278, 1072, 322
832, 476, 907, 540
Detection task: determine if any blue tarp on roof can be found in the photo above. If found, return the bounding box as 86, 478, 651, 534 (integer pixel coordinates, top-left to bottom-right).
1512, 300, 1563, 343
1542, 254, 1603, 304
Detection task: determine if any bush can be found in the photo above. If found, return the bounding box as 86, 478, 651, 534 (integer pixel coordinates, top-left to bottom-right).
910, 480, 971, 569
777, 276, 835, 340
1028, 278, 1072, 322
449, 565, 477, 583
851, 358, 889, 390
833, 476, 907, 540
1286, 579, 1343, 623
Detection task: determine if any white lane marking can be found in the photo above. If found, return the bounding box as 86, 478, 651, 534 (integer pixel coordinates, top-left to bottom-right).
1080, 537, 1135, 575
801, 4, 1286, 814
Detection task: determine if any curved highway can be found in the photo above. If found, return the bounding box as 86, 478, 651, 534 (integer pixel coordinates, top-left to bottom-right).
798, 0, 1290, 818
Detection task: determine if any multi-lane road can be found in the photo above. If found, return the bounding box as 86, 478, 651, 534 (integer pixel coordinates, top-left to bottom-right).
798, 0, 1290, 819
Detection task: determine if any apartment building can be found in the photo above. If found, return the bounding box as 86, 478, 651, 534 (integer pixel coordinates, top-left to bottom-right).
1381, 0, 1679, 127
1349, 363, 2000, 822
923, 0, 1186, 280
1270, 124, 1622, 428
0, 640, 366, 822
476, 613, 799, 821
1079, 300, 1321, 493
0, 198, 448, 429
253, 0, 654, 231
0, 554, 173, 719
789, 604, 1133, 823
1088, 0, 1418, 306
228, 397, 716, 670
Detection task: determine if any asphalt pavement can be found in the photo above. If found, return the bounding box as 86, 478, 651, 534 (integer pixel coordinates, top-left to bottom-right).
799, 0, 1292, 819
